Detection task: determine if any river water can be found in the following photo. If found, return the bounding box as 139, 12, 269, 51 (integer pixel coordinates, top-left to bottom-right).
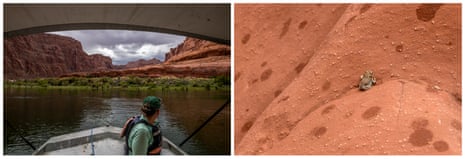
4, 87, 230, 155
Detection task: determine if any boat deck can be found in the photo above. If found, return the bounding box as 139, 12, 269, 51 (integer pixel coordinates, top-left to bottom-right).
42, 138, 124, 155
33, 126, 185, 155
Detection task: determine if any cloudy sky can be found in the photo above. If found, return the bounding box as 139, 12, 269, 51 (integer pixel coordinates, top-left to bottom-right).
49, 30, 185, 65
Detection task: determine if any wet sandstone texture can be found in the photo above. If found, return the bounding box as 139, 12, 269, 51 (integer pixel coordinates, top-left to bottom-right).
235, 4, 461, 155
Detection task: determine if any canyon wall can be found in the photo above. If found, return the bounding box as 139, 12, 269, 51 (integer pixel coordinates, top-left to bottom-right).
4, 33, 113, 79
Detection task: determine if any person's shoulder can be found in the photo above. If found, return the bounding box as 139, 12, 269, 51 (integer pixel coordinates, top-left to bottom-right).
132, 122, 151, 135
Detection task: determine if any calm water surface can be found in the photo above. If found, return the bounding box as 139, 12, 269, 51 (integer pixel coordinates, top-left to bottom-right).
4, 87, 230, 155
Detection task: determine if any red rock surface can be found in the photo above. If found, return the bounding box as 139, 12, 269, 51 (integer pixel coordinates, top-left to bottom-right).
123, 58, 162, 69
235, 4, 461, 155
63, 56, 230, 78
4, 33, 113, 79
165, 37, 222, 61
62, 37, 231, 78
165, 45, 230, 64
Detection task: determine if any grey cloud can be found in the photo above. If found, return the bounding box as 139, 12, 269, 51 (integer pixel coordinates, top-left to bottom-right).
152, 52, 168, 61
112, 54, 141, 65
49, 30, 185, 65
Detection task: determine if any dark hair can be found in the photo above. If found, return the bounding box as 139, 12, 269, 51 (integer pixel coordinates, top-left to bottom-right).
141, 103, 158, 116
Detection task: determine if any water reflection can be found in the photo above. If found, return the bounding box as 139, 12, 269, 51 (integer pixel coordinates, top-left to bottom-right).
4, 87, 230, 155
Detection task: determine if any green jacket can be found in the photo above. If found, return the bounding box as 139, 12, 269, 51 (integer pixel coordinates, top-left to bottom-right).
128, 115, 156, 155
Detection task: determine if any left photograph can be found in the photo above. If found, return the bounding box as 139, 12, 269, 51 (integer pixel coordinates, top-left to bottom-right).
4, 4, 231, 155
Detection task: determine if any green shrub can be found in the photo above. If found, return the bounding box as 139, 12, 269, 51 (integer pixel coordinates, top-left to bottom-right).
59, 78, 70, 86
38, 78, 49, 87
214, 75, 230, 87
204, 83, 211, 90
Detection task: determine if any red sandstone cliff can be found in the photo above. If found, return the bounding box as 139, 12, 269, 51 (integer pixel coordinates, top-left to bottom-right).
165, 37, 228, 62
124, 58, 162, 69
63, 37, 231, 78
4, 33, 113, 79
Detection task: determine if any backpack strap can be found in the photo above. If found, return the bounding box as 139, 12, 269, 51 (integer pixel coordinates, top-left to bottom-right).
147, 123, 162, 155
122, 116, 141, 155
120, 116, 136, 138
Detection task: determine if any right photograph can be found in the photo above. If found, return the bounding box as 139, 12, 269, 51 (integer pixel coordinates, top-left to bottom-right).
235, 4, 461, 155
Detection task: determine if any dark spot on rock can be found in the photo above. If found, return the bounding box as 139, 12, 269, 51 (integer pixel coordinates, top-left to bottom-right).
312, 126, 327, 138
447, 41, 453, 45
321, 104, 336, 115
360, 4, 372, 14
408, 128, 433, 146
416, 4, 443, 22
303, 104, 323, 118
451, 119, 461, 131
274, 89, 282, 97
452, 93, 461, 102
277, 131, 289, 140
261, 61, 267, 67
433, 140, 449, 152
241, 121, 254, 133
345, 16, 357, 27
411, 118, 429, 130
298, 20, 307, 29
362, 106, 381, 119
235, 72, 242, 82
395, 44, 404, 52
260, 69, 273, 81
279, 18, 292, 39
277, 96, 289, 104
287, 120, 298, 132
250, 78, 258, 84
294, 62, 307, 73
242, 34, 251, 44
384, 35, 390, 39
207, 18, 211, 22
252, 79, 258, 83
253, 148, 262, 155
322, 81, 331, 91
258, 137, 270, 144
245, 108, 249, 112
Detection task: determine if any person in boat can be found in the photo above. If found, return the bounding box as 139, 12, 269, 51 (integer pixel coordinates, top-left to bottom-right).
121, 96, 163, 155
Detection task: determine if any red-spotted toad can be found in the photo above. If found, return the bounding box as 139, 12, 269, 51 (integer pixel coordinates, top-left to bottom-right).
359, 70, 376, 91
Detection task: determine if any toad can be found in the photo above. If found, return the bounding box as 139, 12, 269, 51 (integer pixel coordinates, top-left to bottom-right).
359, 70, 376, 91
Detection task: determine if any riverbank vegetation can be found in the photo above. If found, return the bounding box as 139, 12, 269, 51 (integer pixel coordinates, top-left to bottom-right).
5, 76, 230, 91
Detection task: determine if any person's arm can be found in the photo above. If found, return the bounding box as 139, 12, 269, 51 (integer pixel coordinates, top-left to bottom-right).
130, 128, 150, 155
